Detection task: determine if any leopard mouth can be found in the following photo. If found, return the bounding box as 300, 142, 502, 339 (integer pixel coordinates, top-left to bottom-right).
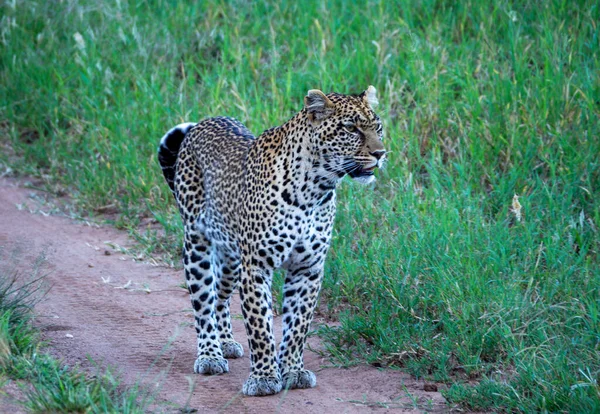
348, 165, 377, 178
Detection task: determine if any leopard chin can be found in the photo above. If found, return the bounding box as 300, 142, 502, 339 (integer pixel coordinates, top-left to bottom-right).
352, 174, 376, 184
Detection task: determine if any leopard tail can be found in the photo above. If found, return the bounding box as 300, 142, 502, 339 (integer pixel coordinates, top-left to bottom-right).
158, 122, 196, 194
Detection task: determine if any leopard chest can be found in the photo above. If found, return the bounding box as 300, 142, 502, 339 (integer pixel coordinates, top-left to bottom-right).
241, 190, 336, 270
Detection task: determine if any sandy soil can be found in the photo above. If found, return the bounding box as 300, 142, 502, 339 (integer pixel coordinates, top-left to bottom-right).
0, 178, 448, 413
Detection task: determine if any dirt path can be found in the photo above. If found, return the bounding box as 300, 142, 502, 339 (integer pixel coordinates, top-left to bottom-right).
0, 178, 447, 413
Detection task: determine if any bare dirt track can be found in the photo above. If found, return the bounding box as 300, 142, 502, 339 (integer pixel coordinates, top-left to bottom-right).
0, 178, 448, 413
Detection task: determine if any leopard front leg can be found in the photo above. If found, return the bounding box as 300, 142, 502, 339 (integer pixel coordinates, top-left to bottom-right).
239, 262, 282, 396
278, 264, 324, 390
183, 230, 228, 375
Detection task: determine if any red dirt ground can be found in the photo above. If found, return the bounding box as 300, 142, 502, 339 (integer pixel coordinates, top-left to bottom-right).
0, 178, 448, 413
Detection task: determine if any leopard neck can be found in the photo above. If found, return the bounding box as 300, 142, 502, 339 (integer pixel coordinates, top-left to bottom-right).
253, 111, 340, 207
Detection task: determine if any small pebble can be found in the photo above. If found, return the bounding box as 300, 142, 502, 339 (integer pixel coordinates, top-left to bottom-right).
424, 383, 438, 392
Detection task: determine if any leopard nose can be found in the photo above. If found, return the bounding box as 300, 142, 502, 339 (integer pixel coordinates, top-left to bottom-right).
370, 150, 386, 160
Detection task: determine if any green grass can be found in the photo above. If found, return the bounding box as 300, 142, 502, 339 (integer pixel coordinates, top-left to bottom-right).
0, 252, 151, 412
1, 0, 599, 411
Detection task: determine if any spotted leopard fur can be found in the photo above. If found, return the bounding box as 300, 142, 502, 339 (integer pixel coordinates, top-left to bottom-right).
158, 86, 386, 396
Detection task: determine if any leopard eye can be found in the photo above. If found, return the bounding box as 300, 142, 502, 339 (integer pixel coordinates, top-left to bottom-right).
377, 125, 384, 140
343, 123, 359, 134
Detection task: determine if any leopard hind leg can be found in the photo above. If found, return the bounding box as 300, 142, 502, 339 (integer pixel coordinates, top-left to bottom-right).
184, 228, 229, 375
212, 245, 244, 358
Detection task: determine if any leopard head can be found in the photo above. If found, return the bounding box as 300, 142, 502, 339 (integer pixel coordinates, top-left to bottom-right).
304, 86, 386, 184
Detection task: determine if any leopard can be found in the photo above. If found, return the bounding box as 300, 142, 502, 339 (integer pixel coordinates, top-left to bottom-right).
158, 86, 386, 396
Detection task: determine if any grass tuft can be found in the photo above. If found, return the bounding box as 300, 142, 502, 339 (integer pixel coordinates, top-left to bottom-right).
0, 252, 151, 412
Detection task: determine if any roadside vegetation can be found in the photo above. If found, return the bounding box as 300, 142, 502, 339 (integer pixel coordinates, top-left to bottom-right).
0, 253, 150, 412
1, 0, 598, 411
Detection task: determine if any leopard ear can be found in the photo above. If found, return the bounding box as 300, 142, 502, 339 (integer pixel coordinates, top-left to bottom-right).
363, 85, 379, 108
304, 89, 335, 121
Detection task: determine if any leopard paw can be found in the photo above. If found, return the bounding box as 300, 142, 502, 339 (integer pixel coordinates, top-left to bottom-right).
221, 340, 244, 359
282, 369, 317, 390
242, 375, 282, 396
194, 357, 229, 375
